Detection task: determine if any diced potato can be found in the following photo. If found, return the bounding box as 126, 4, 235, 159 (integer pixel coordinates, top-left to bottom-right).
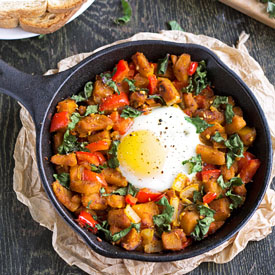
182, 93, 198, 115
52, 181, 81, 212
233, 106, 243, 116
238, 126, 256, 146
108, 209, 131, 229
221, 165, 235, 181
132, 202, 159, 228
225, 115, 246, 135
194, 109, 225, 124
121, 228, 142, 251
82, 193, 107, 210
162, 229, 187, 251
53, 131, 64, 154
196, 144, 225, 165
157, 77, 181, 105
102, 168, 127, 187
203, 181, 223, 197
107, 195, 125, 209
124, 205, 141, 223
200, 123, 226, 146
75, 114, 114, 137
172, 173, 190, 192
88, 130, 110, 143
207, 221, 225, 235
51, 153, 77, 167
93, 79, 114, 104
180, 211, 200, 235
209, 198, 231, 222
133, 73, 149, 88
57, 99, 77, 114
141, 228, 155, 246
130, 91, 147, 108
144, 240, 163, 253
172, 53, 191, 84
233, 184, 247, 196
132, 52, 154, 77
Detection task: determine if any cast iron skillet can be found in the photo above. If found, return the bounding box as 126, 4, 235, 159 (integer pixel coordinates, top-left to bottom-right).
0, 41, 272, 262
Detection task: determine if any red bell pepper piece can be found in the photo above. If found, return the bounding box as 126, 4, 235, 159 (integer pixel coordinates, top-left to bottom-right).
99, 92, 130, 112
203, 192, 217, 204
50, 111, 69, 132
112, 60, 129, 82
110, 111, 133, 135
82, 169, 107, 187
86, 140, 110, 152
136, 188, 162, 203
238, 152, 255, 172
196, 164, 218, 181
201, 169, 221, 183
78, 210, 98, 233
93, 152, 106, 165
125, 194, 138, 206
240, 159, 261, 184
188, 61, 198, 76
147, 74, 158, 95
76, 151, 100, 166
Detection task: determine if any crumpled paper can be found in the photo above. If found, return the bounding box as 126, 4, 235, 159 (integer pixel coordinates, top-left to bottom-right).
13, 31, 275, 275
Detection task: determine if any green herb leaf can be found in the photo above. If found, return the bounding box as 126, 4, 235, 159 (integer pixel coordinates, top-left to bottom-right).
182, 60, 210, 95
191, 216, 215, 241
167, 20, 184, 31
71, 81, 93, 102
185, 116, 213, 133
182, 154, 202, 174
225, 104, 235, 124
99, 187, 106, 196
114, 0, 132, 25
212, 96, 228, 108
225, 190, 243, 209
148, 95, 166, 105
197, 205, 216, 218
100, 73, 120, 94
53, 173, 70, 189
218, 175, 244, 190
267, 1, 275, 18
193, 190, 203, 203
153, 196, 174, 234
224, 134, 244, 168
85, 105, 98, 116
211, 132, 225, 143
217, 175, 230, 189
87, 200, 93, 209
121, 106, 142, 118
90, 164, 107, 173
127, 183, 139, 197
157, 54, 170, 75
38, 34, 45, 39
123, 78, 136, 92
107, 140, 120, 168
68, 112, 81, 130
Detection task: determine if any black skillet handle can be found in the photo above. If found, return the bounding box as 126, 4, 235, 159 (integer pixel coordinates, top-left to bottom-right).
0, 59, 73, 130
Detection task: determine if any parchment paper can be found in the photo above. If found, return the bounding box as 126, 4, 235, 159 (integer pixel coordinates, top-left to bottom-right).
13, 31, 275, 275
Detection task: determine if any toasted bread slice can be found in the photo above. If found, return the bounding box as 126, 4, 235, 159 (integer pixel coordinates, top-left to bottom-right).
0, 17, 18, 28
19, 7, 79, 34
47, 0, 87, 13
0, 1, 47, 19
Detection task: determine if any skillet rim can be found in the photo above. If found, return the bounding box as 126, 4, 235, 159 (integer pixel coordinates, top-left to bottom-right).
37, 40, 273, 262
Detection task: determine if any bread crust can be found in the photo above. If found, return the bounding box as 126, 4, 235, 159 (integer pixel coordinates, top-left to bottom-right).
0, 17, 18, 28
47, 0, 87, 13
19, 7, 79, 34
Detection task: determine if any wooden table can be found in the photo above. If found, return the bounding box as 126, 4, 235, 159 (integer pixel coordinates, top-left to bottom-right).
0, 0, 274, 274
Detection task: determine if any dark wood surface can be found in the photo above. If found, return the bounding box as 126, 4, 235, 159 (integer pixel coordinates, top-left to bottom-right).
0, 0, 274, 274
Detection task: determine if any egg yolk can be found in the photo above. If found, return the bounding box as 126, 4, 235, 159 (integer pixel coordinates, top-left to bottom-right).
117, 130, 166, 177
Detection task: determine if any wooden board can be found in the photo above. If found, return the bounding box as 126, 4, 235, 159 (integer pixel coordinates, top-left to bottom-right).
219, 0, 275, 29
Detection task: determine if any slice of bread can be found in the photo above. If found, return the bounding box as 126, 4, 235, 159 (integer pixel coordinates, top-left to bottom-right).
0, 17, 18, 28
19, 7, 79, 34
47, 0, 87, 13
0, 0, 47, 19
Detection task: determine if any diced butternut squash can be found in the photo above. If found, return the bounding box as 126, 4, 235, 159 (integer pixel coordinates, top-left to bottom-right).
221, 164, 235, 181
121, 228, 142, 251
51, 153, 77, 167
233, 184, 247, 197
196, 144, 225, 165
207, 221, 225, 235
53, 131, 64, 154
144, 240, 163, 253
194, 109, 225, 124
82, 193, 107, 210
133, 73, 149, 88
209, 198, 231, 222
141, 228, 155, 246
102, 168, 128, 187
108, 209, 131, 229
172, 53, 191, 84
132, 202, 159, 228
93, 79, 114, 104
88, 130, 111, 143
107, 195, 125, 209
157, 77, 181, 105
183, 93, 198, 115
130, 91, 147, 108
203, 181, 223, 197
238, 126, 256, 146
57, 99, 77, 114
180, 211, 200, 235
132, 52, 154, 77
52, 181, 81, 212
162, 229, 187, 251
225, 115, 246, 135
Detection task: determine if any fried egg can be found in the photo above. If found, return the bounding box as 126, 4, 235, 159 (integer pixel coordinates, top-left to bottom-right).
117, 106, 201, 192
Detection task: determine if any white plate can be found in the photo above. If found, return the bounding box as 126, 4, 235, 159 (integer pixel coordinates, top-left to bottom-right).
0, 0, 95, 40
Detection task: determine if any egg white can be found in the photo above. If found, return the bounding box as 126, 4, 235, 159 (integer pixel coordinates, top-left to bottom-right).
118, 106, 201, 192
